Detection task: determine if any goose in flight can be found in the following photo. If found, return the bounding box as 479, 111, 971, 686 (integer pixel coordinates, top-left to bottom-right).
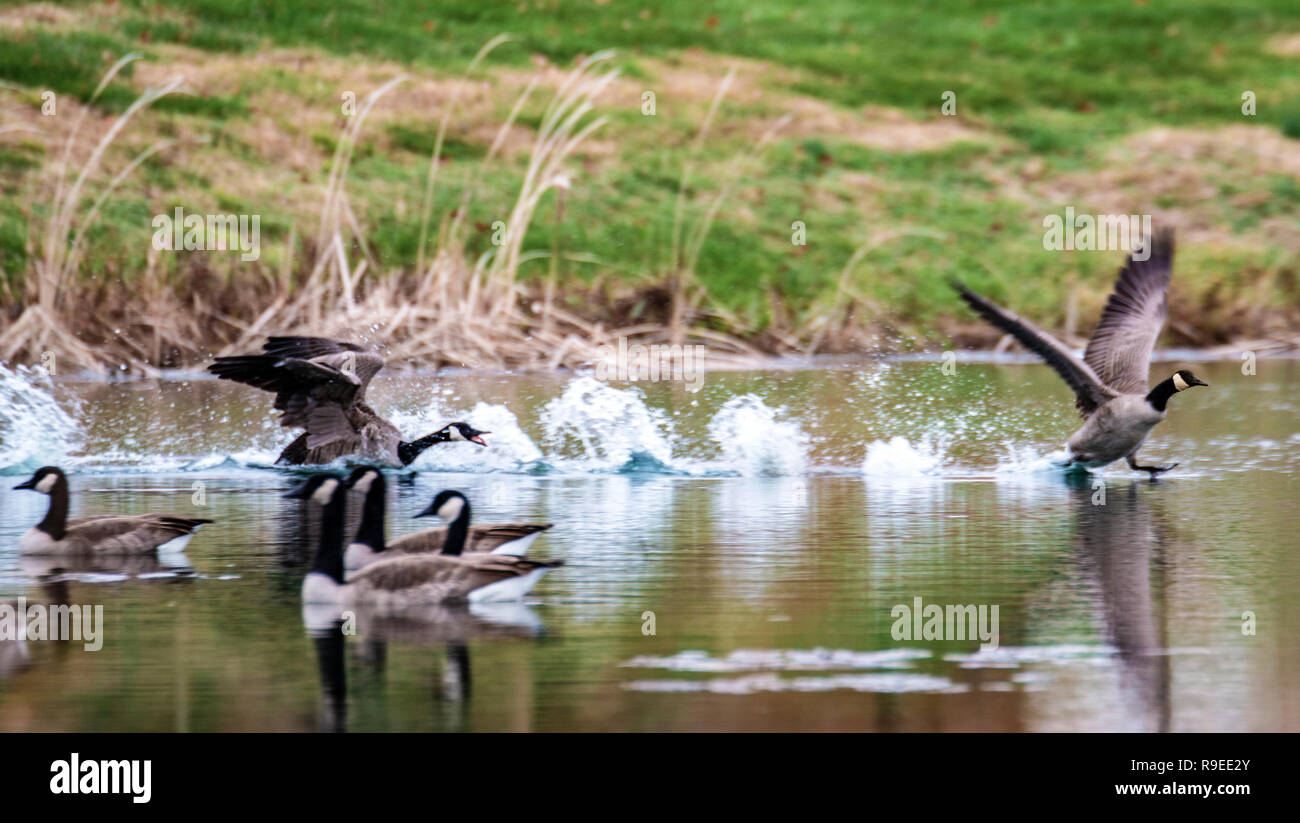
208, 336, 488, 467
954, 229, 1208, 477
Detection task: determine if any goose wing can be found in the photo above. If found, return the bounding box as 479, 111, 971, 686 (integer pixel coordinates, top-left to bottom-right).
353, 553, 562, 593
387, 523, 553, 555
1082, 229, 1174, 396
954, 282, 1116, 417
209, 337, 386, 448
65, 515, 212, 553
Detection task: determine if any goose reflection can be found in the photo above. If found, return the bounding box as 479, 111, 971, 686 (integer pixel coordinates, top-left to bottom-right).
0, 576, 91, 681
304, 600, 545, 732
18, 551, 195, 580
1065, 474, 1170, 732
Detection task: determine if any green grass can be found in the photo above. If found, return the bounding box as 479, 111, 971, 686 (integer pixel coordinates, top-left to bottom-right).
1, 0, 1299, 346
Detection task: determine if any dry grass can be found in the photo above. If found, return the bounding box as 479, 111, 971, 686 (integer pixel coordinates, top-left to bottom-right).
0, 54, 187, 373
0, 41, 798, 374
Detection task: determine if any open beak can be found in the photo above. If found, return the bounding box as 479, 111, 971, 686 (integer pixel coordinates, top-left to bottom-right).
282, 482, 311, 499
469, 432, 489, 447
12, 478, 35, 490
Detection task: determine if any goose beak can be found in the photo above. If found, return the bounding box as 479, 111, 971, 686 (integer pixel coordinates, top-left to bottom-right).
469, 432, 489, 447
1191, 377, 1209, 387
12, 477, 35, 490
283, 482, 311, 499
412, 503, 435, 518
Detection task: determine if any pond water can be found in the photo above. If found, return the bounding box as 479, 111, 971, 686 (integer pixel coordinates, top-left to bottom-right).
0, 357, 1295, 731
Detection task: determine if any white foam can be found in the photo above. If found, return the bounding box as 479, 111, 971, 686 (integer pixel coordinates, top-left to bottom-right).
0, 365, 79, 474
391, 401, 543, 472
861, 436, 945, 479
706, 395, 808, 476
539, 376, 674, 471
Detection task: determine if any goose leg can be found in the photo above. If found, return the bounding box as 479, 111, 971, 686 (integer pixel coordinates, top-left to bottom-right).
1126, 454, 1179, 478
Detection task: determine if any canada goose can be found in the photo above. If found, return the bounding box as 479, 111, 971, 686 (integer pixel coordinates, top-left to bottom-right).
208, 336, 489, 466
343, 467, 552, 574
287, 474, 563, 609
954, 229, 1208, 476
13, 467, 212, 555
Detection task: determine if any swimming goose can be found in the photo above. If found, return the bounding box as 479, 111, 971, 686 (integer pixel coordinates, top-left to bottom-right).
288, 474, 563, 608
343, 467, 552, 574
13, 466, 212, 555
954, 229, 1208, 476
208, 336, 489, 466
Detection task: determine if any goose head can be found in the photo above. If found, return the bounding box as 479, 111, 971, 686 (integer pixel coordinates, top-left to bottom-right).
14, 466, 65, 494
284, 473, 345, 505
414, 490, 468, 523
1170, 369, 1208, 392
442, 422, 489, 447
397, 423, 489, 466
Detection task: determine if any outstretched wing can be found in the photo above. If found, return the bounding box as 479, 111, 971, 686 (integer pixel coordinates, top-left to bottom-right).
954, 282, 1117, 417
208, 337, 385, 448
262, 337, 386, 396
1083, 229, 1174, 396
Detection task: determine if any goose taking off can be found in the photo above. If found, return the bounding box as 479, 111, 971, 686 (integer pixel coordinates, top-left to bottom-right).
343, 467, 552, 575
208, 336, 488, 467
954, 229, 1208, 477
13, 466, 212, 555
288, 474, 563, 609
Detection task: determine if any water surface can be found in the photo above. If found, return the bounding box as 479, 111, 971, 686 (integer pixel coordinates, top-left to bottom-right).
0, 358, 1295, 731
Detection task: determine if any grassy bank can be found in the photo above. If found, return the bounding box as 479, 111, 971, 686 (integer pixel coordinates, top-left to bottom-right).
1, 0, 1299, 372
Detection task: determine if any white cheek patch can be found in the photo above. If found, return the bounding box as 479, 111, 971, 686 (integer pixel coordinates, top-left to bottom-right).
448, 426, 465, 442
1172, 373, 1189, 392
311, 478, 339, 504
352, 471, 376, 494
436, 496, 464, 523
34, 473, 57, 494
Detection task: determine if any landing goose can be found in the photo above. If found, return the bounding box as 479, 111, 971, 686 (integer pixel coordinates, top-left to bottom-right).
13, 466, 212, 555
954, 229, 1208, 476
208, 336, 489, 466
288, 474, 563, 609
343, 467, 551, 574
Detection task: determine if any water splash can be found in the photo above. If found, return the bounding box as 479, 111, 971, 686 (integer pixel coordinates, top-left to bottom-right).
539, 377, 674, 472
393, 401, 544, 473
706, 395, 807, 476
0, 365, 79, 475
861, 435, 946, 479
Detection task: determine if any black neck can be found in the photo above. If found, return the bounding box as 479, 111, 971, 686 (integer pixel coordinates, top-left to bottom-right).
37, 475, 69, 541
353, 476, 387, 552
1145, 378, 1178, 412
312, 487, 347, 583
442, 499, 471, 556
397, 428, 451, 466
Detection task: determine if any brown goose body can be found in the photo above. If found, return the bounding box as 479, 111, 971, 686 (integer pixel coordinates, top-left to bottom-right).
14, 467, 211, 556
329, 552, 562, 610
209, 336, 487, 467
